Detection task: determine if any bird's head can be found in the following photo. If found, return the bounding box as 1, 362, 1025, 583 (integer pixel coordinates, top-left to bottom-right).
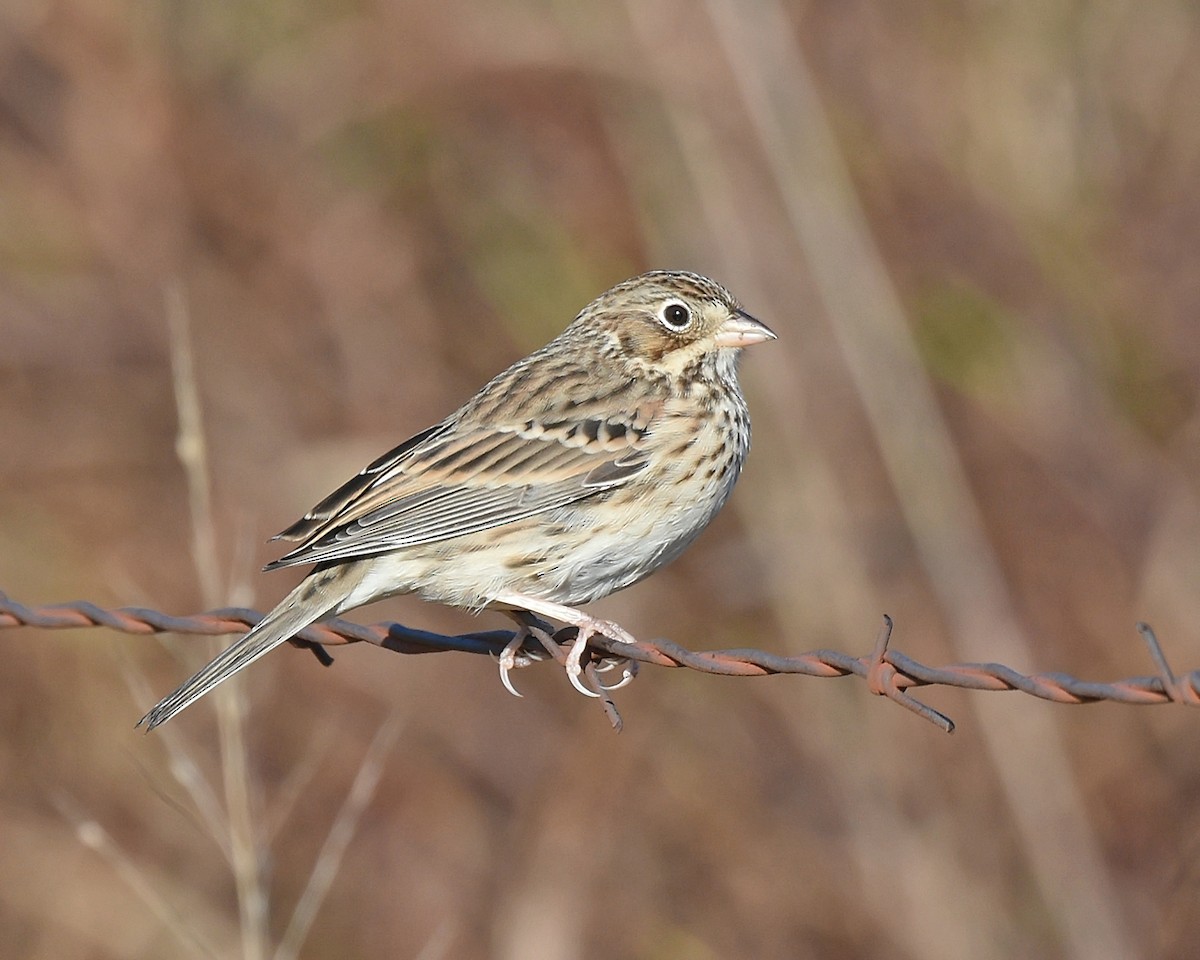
574, 270, 776, 383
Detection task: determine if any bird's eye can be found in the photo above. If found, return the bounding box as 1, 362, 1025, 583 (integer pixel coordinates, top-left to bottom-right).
659, 301, 692, 331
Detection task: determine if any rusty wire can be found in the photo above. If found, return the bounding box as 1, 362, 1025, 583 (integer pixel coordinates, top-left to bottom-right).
1, 590, 1196, 733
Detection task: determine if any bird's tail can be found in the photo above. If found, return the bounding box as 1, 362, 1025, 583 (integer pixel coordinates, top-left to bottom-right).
139, 564, 355, 730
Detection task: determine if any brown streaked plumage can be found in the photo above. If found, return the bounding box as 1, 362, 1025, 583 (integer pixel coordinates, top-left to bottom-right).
140, 270, 775, 729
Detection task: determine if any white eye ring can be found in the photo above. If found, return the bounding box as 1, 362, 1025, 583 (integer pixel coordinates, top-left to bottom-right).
659, 299, 693, 331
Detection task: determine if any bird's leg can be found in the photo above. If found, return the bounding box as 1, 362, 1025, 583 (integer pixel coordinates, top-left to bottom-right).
492, 592, 638, 698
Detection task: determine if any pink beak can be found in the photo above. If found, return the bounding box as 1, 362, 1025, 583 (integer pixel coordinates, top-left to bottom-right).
714, 310, 777, 348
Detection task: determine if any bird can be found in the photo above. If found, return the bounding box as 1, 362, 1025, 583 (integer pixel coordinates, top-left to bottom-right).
140, 270, 775, 729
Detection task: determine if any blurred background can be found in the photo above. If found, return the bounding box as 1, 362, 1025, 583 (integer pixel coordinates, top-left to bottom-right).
2, 0, 1199, 957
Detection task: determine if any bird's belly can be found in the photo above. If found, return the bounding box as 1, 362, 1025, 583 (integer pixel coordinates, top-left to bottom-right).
503, 451, 741, 606
534, 490, 724, 604
359, 483, 725, 612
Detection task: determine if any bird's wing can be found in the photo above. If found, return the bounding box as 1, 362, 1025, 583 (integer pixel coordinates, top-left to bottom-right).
264, 403, 660, 570
271, 422, 448, 544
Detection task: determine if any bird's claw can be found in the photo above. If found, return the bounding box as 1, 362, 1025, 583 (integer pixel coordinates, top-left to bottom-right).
565, 628, 602, 698
498, 629, 528, 698
593, 657, 637, 691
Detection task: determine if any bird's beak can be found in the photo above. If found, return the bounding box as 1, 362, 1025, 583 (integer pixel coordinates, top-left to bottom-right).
714, 309, 777, 348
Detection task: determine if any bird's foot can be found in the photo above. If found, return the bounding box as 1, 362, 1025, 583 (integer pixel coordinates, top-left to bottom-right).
562, 615, 637, 698
493, 593, 639, 699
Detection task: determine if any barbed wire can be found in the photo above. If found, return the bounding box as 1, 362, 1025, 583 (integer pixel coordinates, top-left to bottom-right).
1, 590, 1196, 733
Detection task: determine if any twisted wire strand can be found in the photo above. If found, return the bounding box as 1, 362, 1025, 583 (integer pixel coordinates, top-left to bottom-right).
2, 591, 1195, 733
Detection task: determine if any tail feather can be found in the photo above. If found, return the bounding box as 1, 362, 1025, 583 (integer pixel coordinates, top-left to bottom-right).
139, 566, 350, 730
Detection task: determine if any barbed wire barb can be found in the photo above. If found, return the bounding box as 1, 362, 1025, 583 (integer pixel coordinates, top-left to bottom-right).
2, 590, 1196, 733
1137, 621, 1200, 707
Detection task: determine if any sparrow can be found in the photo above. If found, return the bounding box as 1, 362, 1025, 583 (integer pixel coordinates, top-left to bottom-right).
141, 270, 775, 729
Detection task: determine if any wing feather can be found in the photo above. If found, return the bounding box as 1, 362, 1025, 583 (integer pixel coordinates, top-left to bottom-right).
264, 404, 660, 571
273, 422, 449, 542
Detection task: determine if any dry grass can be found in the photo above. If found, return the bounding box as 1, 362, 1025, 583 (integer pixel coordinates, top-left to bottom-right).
2, 0, 1199, 957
